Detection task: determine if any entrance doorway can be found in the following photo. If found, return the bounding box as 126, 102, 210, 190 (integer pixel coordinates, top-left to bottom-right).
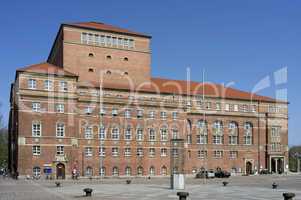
271, 157, 284, 174
56, 163, 65, 179
246, 161, 252, 175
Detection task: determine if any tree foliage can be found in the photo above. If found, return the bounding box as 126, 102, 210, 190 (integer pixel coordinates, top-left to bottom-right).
289, 146, 301, 172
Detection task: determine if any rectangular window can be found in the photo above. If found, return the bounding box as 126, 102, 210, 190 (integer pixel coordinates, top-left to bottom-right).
213, 135, 223, 144
198, 150, 207, 159
197, 135, 208, 144
160, 148, 167, 157
137, 110, 143, 118
84, 126, 93, 139
172, 148, 179, 157
124, 39, 129, 48
124, 148, 131, 157
32, 145, 41, 156
214, 150, 223, 158
136, 128, 143, 141
112, 147, 119, 157
56, 123, 65, 137
137, 148, 143, 157
242, 105, 248, 112
94, 34, 100, 45
225, 104, 230, 111
234, 104, 239, 112
129, 39, 135, 49
56, 104, 64, 113
85, 107, 93, 115
125, 109, 131, 118
149, 129, 156, 141
85, 147, 93, 157
118, 38, 123, 47
32, 122, 41, 137
111, 128, 119, 140
172, 112, 178, 120
99, 126, 106, 140
216, 103, 221, 110
112, 108, 118, 116
100, 35, 106, 45
112, 37, 118, 46
206, 102, 212, 109
106, 36, 112, 46
229, 136, 238, 145
160, 111, 167, 119
81, 32, 88, 44
32, 102, 41, 112
229, 151, 238, 159
44, 80, 53, 91
28, 79, 37, 89
56, 146, 64, 156
149, 111, 155, 119
99, 147, 106, 157
59, 81, 68, 92
149, 148, 155, 157
125, 127, 132, 140
87, 33, 94, 44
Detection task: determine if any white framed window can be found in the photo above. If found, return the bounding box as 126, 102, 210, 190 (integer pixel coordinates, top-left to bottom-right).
214, 150, 223, 158
44, 80, 53, 91
118, 37, 123, 47
137, 166, 143, 176
85, 106, 93, 115
160, 111, 167, 119
28, 79, 37, 89
32, 121, 41, 137
56, 104, 64, 113
161, 166, 167, 176
234, 104, 239, 112
124, 38, 129, 48
149, 148, 155, 157
33, 167, 41, 177
124, 126, 132, 140
216, 103, 221, 110
149, 111, 155, 119
99, 167, 105, 176
251, 105, 256, 112
149, 166, 155, 176
137, 110, 143, 118
242, 105, 248, 112
85, 147, 93, 157
137, 148, 143, 157
172, 129, 178, 139
197, 120, 208, 144
112, 147, 119, 157
149, 128, 156, 141
81, 32, 88, 44
100, 35, 106, 45
124, 109, 131, 118
32, 102, 41, 112
106, 36, 112, 46
213, 135, 223, 145
129, 39, 135, 49
213, 121, 223, 144
99, 125, 106, 140
112, 108, 118, 116
95, 34, 100, 45
160, 127, 168, 141
32, 145, 41, 156
244, 122, 253, 145
124, 147, 131, 157
172, 148, 179, 157
99, 147, 106, 157
56, 122, 65, 137
87, 33, 94, 44
125, 167, 131, 176
59, 81, 68, 92
172, 112, 178, 120
161, 148, 167, 157
136, 128, 143, 141
206, 102, 212, 109
112, 167, 119, 176
112, 37, 118, 46
228, 122, 238, 145
56, 146, 64, 156
229, 151, 238, 159
225, 104, 230, 111
85, 166, 93, 176
111, 127, 119, 140
198, 150, 207, 159
84, 126, 93, 139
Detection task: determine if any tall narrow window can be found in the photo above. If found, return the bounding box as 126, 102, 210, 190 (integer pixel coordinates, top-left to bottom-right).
84, 126, 93, 139
56, 146, 64, 156
125, 126, 132, 140
244, 122, 253, 145
59, 81, 68, 92
32, 145, 41, 156
56, 122, 65, 137
85, 147, 93, 157
112, 147, 119, 157
111, 127, 119, 140
212, 121, 223, 144
228, 122, 238, 145
197, 120, 208, 144
99, 125, 106, 140
32, 102, 41, 112
32, 121, 41, 137
44, 80, 53, 91
136, 127, 143, 141
160, 126, 168, 141
149, 128, 156, 141
28, 79, 37, 89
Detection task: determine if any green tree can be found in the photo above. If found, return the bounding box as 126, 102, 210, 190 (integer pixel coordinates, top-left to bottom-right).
289, 146, 301, 172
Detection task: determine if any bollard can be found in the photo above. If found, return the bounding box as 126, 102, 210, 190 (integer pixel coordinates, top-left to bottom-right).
55, 182, 61, 187
222, 181, 229, 187
83, 188, 93, 197
272, 182, 278, 189
126, 180, 132, 184
283, 193, 295, 200
177, 192, 189, 200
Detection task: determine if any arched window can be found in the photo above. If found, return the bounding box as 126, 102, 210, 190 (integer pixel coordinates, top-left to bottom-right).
149, 166, 155, 176
149, 128, 156, 141
99, 167, 105, 176
125, 167, 131, 176
244, 122, 253, 145
111, 126, 119, 140
136, 126, 144, 141
228, 122, 238, 145
125, 125, 132, 140
112, 167, 119, 176
33, 166, 41, 177
85, 166, 93, 176
161, 166, 167, 176
137, 166, 143, 176
160, 126, 168, 141
197, 120, 208, 144
212, 121, 223, 144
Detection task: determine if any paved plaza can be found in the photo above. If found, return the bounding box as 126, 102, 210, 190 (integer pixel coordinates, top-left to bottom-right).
0, 174, 301, 200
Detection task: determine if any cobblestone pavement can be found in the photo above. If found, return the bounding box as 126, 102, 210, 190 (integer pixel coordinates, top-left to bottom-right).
1, 174, 301, 200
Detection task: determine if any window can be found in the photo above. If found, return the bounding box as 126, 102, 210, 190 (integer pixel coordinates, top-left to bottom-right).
137, 148, 143, 157
111, 127, 119, 140
112, 147, 119, 157
228, 122, 238, 145
212, 121, 223, 144
99, 125, 106, 140
172, 148, 179, 157
225, 104, 230, 111
81, 32, 88, 43
112, 108, 118, 116
85, 107, 93, 115
242, 105, 248, 112
124, 109, 131, 118
172, 112, 178, 120
100, 107, 106, 115
136, 128, 143, 141
106, 36, 112, 46
99, 167, 105, 176
229, 151, 238, 159
206, 102, 212, 109
271, 126, 281, 137
124, 147, 131, 157
33, 167, 41, 177
32, 122, 41, 137
214, 150, 223, 158
84, 126, 93, 139
99, 147, 106, 157
161, 148, 167, 157
85, 147, 93, 157
161, 166, 167, 176
149, 111, 155, 119
59, 81, 68, 92
244, 122, 253, 145
187, 135, 192, 144
56, 122, 65, 137
85, 167, 93, 176
28, 79, 37, 89
160, 111, 167, 119
149, 128, 156, 141
32, 102, 41, 112
271, 143, 281, 152
160, 127, 168, 141
112, 37, 118, 46
251, 105, 256, 112
197, 120, 208, 144
125, 167, 131, 176
149, 148, 155, 157
137, 166, 143, 176
124, 38, 129, 48
137, 110, 143, 118
56, 146, 64, 156
124, 126, 132, 140
234, 104, 239, 112
216, 103, 221, 110
129, 39, 135, 49
118, 38, 123, 47
149, 166, 155, 176
56, 104, 64, 113
198, 150, 207, 159
32, 145, 41, 156
172, 128, 178, 139
112, 167, 119, 176
44, 80, 53, 91
100, 35, 105, 45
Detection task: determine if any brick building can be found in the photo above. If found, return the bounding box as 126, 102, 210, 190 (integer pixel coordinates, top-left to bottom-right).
8, 22, 288, 179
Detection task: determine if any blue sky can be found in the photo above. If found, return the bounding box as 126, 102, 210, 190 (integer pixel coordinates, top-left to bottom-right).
0, 0, 300, 145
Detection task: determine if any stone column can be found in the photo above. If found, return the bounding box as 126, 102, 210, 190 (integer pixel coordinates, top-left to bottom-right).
275, 158, 278, 174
